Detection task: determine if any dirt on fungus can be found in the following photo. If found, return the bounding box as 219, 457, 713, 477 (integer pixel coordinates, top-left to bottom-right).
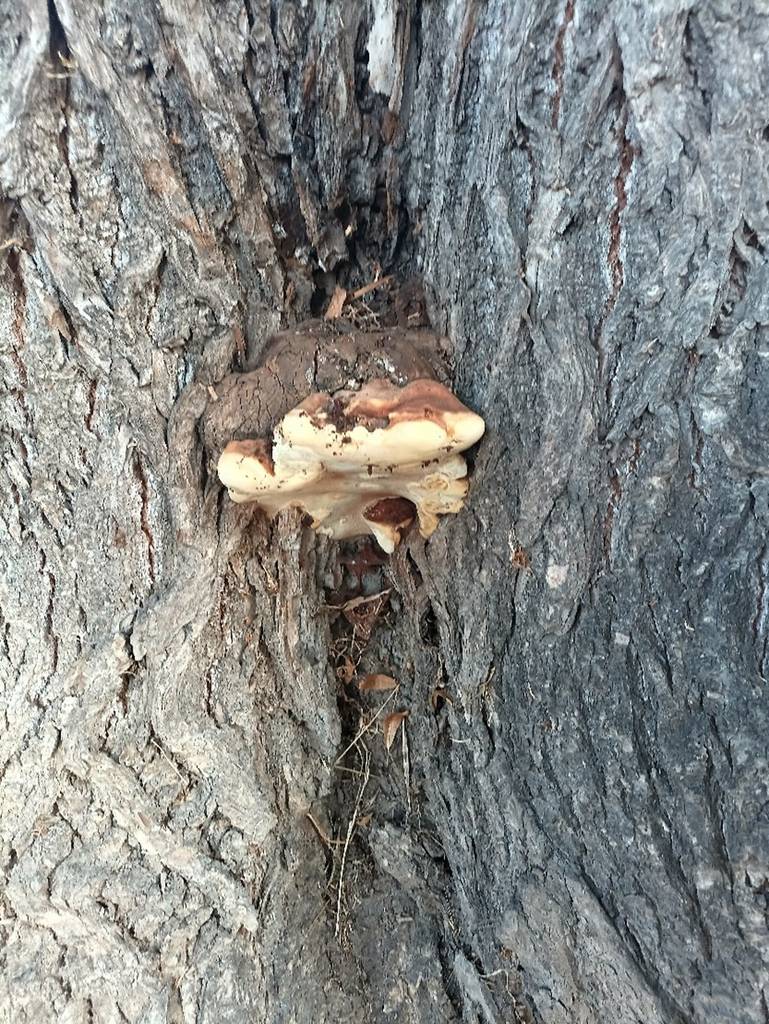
201, 320, 452, 461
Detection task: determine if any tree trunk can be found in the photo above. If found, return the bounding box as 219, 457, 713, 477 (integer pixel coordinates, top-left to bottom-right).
2, 2, 767, 1022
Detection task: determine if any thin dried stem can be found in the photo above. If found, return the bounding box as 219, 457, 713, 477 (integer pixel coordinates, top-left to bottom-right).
305, 812, 333, 850
350, 274, 393, 300
335, 744, 371, 939
323, 588, 391, 611
334, 687, 399, 766
402, 721, 412, 813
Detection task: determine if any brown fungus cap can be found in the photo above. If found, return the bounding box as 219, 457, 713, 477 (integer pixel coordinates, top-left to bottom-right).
217, 377, 485, 552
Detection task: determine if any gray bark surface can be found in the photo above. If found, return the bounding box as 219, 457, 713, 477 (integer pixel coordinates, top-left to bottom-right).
2, 1, 768, 1022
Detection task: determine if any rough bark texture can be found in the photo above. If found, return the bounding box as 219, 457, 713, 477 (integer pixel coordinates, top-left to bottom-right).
2, 2, 768, 1022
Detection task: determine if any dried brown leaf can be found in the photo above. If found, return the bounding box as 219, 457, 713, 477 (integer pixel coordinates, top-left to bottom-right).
336, 656, 356, 684
359, 673, 398, 693
324, 284, 347, 320
383, 710, 409, 750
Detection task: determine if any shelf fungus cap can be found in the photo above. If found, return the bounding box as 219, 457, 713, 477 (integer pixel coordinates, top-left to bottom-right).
217, 378, 485, 552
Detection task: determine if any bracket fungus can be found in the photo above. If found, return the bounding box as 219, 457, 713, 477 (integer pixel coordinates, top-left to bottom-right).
203, 320, 485, 552
217, 376, 485, 552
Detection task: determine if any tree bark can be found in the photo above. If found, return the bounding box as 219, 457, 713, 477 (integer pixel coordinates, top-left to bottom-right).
2, 2, 768, 1022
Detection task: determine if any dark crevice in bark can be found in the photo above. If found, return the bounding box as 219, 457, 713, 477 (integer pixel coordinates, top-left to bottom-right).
46, 0, 70, 65
550, 0, 575, 128
595, 47, 635, 433
133, 455, 157, 585
5, 244, 31, 426
83, 378, 98, 434
682, 11, 713, 134
47, 0, 79, 214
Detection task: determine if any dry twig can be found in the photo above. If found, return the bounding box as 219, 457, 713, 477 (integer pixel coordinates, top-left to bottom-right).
335, 744, 371, 939
323, 285, 347, 320
324, 589, 391, 611
402, 721, 412, 812
305, 811, 334, 850
350, 274, 393, 300
334, 687, 400, 766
